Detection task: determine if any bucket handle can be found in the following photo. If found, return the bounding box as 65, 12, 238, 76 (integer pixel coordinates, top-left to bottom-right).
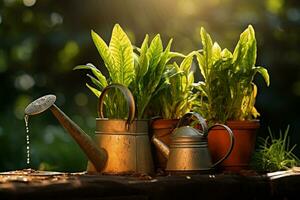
176, 112, 208, 135
98, 83, 135, 127
208, 124, 234, 168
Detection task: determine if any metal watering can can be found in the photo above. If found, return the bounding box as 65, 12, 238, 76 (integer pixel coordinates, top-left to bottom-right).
25, 84, 154, 174
152, 112, 234, 173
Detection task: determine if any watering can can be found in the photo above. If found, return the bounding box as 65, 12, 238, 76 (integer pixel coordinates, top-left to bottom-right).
152, 112, 234, 173
24, 84, 154, 174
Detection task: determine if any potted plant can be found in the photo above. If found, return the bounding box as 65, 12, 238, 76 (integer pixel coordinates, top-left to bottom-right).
195, 25, 270, 171
148, 52, 198, 169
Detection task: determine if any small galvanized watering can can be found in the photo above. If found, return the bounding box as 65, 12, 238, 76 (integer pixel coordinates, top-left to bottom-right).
25, 84, 154, 174
153, 112, 234, 173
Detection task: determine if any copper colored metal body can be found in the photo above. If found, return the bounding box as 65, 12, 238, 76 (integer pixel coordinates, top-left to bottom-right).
153, 112, 235, 173
87, 84, 154, 174
87, 119, 153, 174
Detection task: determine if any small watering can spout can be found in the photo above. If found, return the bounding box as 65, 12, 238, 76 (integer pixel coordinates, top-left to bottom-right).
152, 136, 170, 159
25, 94, 108, 172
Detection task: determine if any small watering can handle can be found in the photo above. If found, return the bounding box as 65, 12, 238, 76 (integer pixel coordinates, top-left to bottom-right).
176, 112, 208, 134
98, 83, 135, 125
209, 124, 234, 168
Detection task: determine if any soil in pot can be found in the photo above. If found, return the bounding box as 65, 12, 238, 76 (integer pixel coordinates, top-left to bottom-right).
150, 119, 179, 170
208, 120, 260, 172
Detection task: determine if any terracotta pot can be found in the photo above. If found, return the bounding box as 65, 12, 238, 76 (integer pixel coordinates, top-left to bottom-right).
208, 120, 260, 172
150, 119, 179, 170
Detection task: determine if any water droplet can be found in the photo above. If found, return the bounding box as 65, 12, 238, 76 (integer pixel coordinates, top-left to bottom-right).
24, 115, 30, 165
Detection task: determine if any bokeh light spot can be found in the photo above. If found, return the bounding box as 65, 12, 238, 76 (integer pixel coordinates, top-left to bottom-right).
287, 8, 300, 22
12, 39, 35, 61
58, 41, 80, 70
266, 0, 284, 14
14, 74, 35, 91
23, 0, 36, 7
50, 12, 63, 26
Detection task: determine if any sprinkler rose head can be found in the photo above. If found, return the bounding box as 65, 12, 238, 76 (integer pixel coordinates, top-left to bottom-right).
25, 94, 56, 115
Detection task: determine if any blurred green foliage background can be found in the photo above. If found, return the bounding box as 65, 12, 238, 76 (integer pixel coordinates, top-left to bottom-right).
0, 0, 299, 172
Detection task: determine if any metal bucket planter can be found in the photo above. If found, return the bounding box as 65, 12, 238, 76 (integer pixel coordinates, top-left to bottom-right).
87, 84, 154, 174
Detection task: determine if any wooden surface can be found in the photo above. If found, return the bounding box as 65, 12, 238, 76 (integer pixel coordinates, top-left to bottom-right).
0, 169, 299, 200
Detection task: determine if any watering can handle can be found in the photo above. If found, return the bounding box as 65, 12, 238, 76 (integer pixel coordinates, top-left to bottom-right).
98, 83, 135, 126
208, 124, 234, 168
176, 112, 208, 134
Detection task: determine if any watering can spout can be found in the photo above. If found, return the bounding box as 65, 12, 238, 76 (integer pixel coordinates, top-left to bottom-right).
25, 95, 108, 172
152, 136, 170, 159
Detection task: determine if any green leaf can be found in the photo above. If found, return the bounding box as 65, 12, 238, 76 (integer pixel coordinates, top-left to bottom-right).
254, 66, 270, 86
196, 52, 205, 79
86, 83, 101, 97
233, 25, 257, 72
221, 48, 233, 59
168, 51, 186, 59
180, 51, 195, 72
146, 34, 163, 71
156, 39, 173, 78
109, 24, 135, 85
73, 65, 92, 70
86, 63, 108, 86
136, 34, 149, 80
188, 71, 194, 86
233, 28, 248, 64
212, 42, 221, 62
194, 81, 208, 96
245, 25, 257, 68
91, 30, 115, 77
133, 46, 141, 52
87, 74, 102, 90
200, 27, 214, 78
74, 63, 108, 89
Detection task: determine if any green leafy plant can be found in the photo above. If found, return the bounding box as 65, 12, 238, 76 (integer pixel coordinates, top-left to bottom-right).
131, 34, 183, 119
74, 24, 179, 119
74, 24, 133, 118
195, 25, 270, 124
252, 126, 299, 172
149, 52, 198, 119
